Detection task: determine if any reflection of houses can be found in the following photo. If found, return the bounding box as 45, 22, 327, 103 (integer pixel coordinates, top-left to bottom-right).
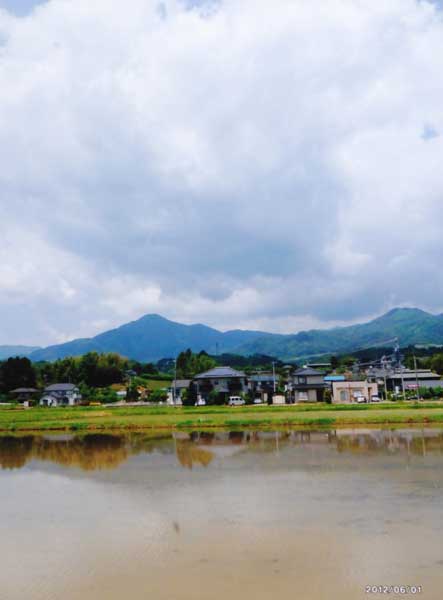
40, 384, 82, 407
167, 379, 191, 405
248, 372, 278, 403
332, 380, 378, 403
367, 367, 443, 392
193, 367, 247, 403
288, 367, 327, 403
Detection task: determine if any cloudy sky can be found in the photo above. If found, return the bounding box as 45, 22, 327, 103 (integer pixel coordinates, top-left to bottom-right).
1, 0, 443, 346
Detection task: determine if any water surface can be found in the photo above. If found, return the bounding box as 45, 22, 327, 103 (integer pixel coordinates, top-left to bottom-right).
1, 428, 442, 599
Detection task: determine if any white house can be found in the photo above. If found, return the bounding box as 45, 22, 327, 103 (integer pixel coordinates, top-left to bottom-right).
40, 384, 82, 407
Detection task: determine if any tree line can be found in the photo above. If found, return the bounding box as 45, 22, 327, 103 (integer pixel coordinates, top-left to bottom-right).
0, 353, 162, 394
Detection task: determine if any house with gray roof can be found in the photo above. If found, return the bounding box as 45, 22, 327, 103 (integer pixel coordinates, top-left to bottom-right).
167, 379, 192, 405
40, 383, 82, 407
288, 367, 327, 403
193, 366, 247, 404
248, 372, 279, 403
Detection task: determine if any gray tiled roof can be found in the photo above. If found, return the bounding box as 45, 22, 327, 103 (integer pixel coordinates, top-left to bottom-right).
293, 367, 323, 376
172, 379, 191, 388
44, 383, 78, 392
194, 366, 246, 379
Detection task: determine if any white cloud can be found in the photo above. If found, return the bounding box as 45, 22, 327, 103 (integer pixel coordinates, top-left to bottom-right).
1, 0, 443, 345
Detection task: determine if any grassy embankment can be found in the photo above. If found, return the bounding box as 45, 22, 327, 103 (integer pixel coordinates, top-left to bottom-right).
1, 402, 443, 433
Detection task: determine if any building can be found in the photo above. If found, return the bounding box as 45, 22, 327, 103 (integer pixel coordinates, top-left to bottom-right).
10, 388, 38, 403
40, 384, 82, 407
367, 367, 443, 393
193, 366, 247, 404
332, 380, 379, 403
324, 375, 346, 385
248, 372, 279, 404
167, 379, 191, 405
288, 367, 327, 403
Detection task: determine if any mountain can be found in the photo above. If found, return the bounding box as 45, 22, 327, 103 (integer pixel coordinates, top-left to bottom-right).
16, 307, 443, 363
0, 346, 41, 360
234, 308, 443, 359
29, 314, 273, 362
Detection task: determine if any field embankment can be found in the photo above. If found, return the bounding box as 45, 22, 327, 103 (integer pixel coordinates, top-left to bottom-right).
1, 403, 443, 433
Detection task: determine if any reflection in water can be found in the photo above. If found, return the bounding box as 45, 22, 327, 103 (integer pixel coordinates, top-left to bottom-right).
1, 428, 443, 600
1, 428, 443, 471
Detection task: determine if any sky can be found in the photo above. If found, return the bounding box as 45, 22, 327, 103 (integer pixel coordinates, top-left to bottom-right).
1, 0, 443, 346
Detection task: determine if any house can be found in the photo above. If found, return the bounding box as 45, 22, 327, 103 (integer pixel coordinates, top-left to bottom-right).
193, 366, 247, 404
332, 380, 379, 404
367, 367, 443, 393
248, 372, 278, 404
10, 388, 38, 403
40, 384, 82, 407
167, 379, 191, 405
288, 367, 327, 403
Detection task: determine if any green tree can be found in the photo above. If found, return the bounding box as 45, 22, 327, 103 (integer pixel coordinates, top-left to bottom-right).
431, 354, 443, 375
149, 389, 168, 403
0, 357, 36, 392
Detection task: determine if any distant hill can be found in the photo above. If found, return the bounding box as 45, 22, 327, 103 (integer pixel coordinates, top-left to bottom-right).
234, 308, 443, 360
29, 314, 273, 362
0, 346, 41, 360
11, 307, 443, 363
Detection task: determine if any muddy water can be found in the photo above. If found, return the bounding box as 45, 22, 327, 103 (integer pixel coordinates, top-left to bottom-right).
1, 428, 442, 599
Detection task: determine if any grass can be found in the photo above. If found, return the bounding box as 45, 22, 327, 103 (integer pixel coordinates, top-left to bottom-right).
1, 402, 443, 433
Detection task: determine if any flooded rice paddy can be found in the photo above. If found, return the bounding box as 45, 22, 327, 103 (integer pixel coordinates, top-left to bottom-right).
1, 428, 443, 599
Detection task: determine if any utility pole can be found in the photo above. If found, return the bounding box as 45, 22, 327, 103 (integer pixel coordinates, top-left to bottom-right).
173, 358, 177, 405
401, 366, 406, 402
413, 355, 421, 401
272, 361, 277, 395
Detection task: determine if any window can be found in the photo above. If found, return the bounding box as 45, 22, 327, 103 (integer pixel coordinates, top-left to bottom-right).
298, 376, 307, 384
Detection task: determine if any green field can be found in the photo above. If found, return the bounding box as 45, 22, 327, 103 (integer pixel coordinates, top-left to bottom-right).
1, 402, 443, 433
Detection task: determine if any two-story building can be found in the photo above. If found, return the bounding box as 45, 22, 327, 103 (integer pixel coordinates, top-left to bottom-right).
367, 367, 443, 394
288, 367, 327, 403
40, 384, 82, 407
193, 366, 247, 404
248, 372, 279, 404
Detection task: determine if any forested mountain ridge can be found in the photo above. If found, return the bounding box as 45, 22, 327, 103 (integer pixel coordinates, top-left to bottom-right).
5, 308, 443, 363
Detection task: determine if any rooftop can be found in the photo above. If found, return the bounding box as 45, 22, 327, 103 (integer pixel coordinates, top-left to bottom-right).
293, 367, 324, 376
44, 383, 79, 392
172, 379, 192, 388
194, 366, 246, 379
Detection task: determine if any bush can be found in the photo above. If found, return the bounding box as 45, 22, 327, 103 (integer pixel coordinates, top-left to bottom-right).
149, 388, 168, 403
